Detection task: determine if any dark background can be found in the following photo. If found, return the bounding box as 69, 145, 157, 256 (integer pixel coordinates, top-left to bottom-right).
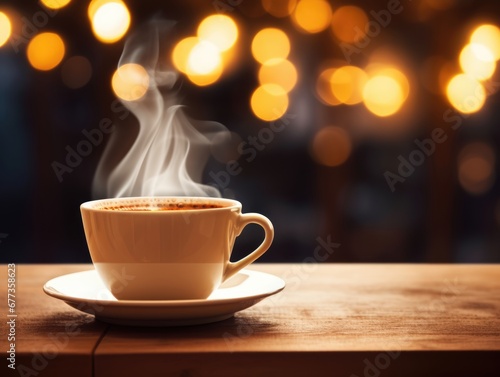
1, 0, 499, 263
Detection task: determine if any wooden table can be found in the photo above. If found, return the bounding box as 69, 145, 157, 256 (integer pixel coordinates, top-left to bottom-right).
1, 264, 499, 377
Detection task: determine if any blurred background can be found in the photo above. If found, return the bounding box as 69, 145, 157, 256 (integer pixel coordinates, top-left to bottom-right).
1, 0, 499, 264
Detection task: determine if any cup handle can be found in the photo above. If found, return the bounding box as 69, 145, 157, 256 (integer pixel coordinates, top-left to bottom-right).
223, 213, 274, 282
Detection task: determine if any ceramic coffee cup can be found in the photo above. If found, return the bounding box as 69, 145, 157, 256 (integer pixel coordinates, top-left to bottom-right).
80, 196, 274, 300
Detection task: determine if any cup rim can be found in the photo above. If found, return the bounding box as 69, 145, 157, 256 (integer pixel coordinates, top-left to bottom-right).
80, 196, 241, 213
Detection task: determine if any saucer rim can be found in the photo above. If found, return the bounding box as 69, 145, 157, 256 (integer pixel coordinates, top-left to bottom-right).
43, 268, 285, 307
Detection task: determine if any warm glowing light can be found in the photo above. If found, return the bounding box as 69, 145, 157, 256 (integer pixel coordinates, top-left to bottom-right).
292, 0, 332, 34
112, 63, 149, 101
197, 15, 238, 52
262, 0, 297, 18
459, 43, 496, 81
88, 0, 107, 19
26, 32, 65, 71
362, 75, 405, 117
188, 41, 221, 75
470, 24, 500, 61
40, 0, 71, 10
172, 36, 224, 86
251, 84, 289, 121
330, 65, 367, 105
446, 73, 485, 114
331, 6, 368, 44
259, 58, 297, 93
316, 68, 341, 106
0, 12, 12, 48
186, 62, 223, 86
251, 28, 290, 64
376, 67, 410, 100
91, 0, 130, 43
458, 142, 495, 195
172, 37, 198, 73
61, 56, 92, 89
311, 126, 352, 167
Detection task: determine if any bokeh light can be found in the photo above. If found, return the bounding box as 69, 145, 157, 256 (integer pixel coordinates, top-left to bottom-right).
171, 15, 239, 87
330, 65, 367, 105
362, 74, 405, 117
251, 28, 290, 64
174, 38, 224, 86
316, 68, 341, 106
90, 0, 130, 43
0, 11, 11, 48
172, 36, 198, 74
197, 15, 238, 52
61, 56, 92, 89
251, 84, 289, 121
292, 0, 332, 34
40, 0, 71, 10
459, 43, 496, 81
261, 0, 297, 18
26, 32, 65, 71
111, 63, 149, 101
375, 66, 410, 100
470, 24, 500, 61
331, 6, 369, 44
259, 58, 297, 93
458, 142, 495, 195
311, 126, 352, 167
188, 41, 222, 75
88, 0, 107, 19
185, 68, 223, 86
446, 73, 485, 114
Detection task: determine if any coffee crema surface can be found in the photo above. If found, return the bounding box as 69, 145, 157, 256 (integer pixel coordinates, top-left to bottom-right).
99, 203, 225, 211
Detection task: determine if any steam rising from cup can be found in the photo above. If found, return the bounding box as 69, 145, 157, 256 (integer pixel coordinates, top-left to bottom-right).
93, 20, 229, 198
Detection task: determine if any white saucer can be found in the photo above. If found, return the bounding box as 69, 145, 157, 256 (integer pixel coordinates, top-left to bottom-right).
43, 269, 285, 326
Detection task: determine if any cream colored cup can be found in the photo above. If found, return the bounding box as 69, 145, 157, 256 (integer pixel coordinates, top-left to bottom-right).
80, 196, 274, 300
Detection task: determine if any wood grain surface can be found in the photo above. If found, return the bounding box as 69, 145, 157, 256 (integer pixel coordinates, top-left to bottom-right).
1, 264, 499, 377
0, 264, 107, 377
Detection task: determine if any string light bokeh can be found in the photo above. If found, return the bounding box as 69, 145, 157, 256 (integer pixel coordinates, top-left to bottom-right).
0, 11, 11, 47
40, 0, 72, 10
1, 0, 499, 264
171, 14, 239, 86
26, 32, 66, 71
89, 0, 131, 43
